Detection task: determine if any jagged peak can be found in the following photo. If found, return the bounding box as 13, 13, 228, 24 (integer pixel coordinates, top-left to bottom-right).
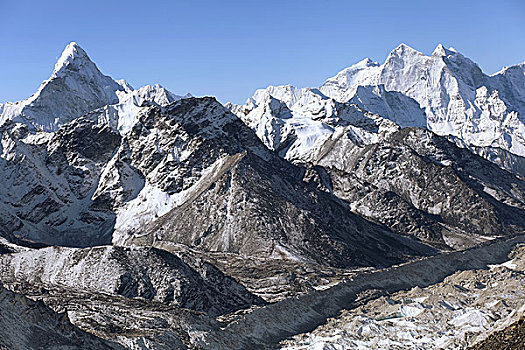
387, 43, 422, 59
163, 96, 238, 128
354, 57, 380, 69
135, 84, 183, 103
251, 84, 298, 103
265, 83, 298, 91
138, 83, 167, 92
335, 58, 380, 76
244, 96, 257, 106
432, 44, 458, 57
393, 43, 420, 53
52, 42, 93, 76
116, 79, 134, 92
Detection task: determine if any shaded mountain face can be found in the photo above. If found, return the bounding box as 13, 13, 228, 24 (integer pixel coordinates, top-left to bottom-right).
0, 41, 523, 259
0, 41, 524, 349
0, 87, 434, 267
228, 44, 525, 249
0, 43, 187, 247
229, 102, 525, 249
0, 285, 122, 350
106, 98, 435, 268
309, 127, 525, 248
0, 118, 121, 247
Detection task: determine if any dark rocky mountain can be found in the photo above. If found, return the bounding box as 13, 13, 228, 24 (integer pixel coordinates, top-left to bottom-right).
307, 126, 525, 249
0, 285, 123, 350
0, 245, 263, 316
115, 98, 435, 268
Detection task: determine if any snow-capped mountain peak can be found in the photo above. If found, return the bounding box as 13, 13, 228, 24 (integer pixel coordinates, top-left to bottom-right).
232, 43, 525, 175
432, 43, 458, 57
351, 57, 380, 69
115, 79, 135, 93
0, 42, 123, 131
0, 43, 190, 134
387, 42, 423, 58
52, 41, 92, 77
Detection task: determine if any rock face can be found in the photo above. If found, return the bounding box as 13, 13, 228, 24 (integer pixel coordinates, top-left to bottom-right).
0, 285, 122, 350
228, 44, 525, 249
112, 98, 434, 268
0, 245, 262, 316
0, 84, 434, 266
311, 127, 525, 248
468, 318, 525, 350
0, 43, 188, 247
229, 96, 525, 249
0, 117, 121, 246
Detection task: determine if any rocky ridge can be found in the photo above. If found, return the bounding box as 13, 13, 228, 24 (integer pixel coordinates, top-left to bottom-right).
0, 285, 122, 350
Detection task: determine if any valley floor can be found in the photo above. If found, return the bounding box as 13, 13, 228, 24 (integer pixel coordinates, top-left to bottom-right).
0, 234, 524, 349
280, 244, 525, 349
202, 235, 525, 349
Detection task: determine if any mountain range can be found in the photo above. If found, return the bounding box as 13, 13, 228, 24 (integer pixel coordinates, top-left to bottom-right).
228, 43, 525, 176
0, 42, 523, 349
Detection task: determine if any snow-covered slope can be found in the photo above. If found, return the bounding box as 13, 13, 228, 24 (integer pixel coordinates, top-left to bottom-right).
110, 98, 434, 268
230, 44, 525, 174
0, 41, 524, 349
228, 46, 525, 249
227, 88, 401, 162
0, 42, 123, 131
102, 82, 188, 134
319, 43, 525, 157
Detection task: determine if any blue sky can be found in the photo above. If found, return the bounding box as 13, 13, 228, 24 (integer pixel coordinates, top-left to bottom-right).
0, 0, 523, 104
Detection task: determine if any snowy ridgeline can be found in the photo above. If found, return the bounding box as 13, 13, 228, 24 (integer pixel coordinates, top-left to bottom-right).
228, 43, 525, 167
0, 41, 524, 255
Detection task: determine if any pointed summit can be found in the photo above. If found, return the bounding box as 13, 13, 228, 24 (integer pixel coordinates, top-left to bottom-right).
432, 44, 458, 57
0, 41, 123, 131
51, 42, 101, 79
350, 57, 380, 70
57, 42, 89, 63
388, 43, 422, 58
115, 79, 135, 93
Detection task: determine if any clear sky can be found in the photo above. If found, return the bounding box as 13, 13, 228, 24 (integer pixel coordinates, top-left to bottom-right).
0, 0, 524, 104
